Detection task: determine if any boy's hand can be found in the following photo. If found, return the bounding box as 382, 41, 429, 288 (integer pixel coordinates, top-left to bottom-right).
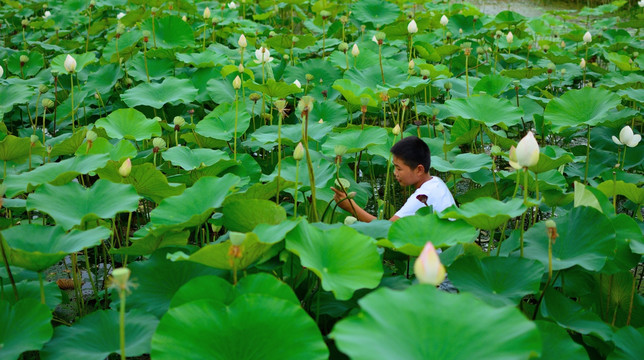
330, 186, 347, 205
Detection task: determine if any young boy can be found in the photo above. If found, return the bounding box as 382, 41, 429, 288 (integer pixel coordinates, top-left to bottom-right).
331, 136, 455, 222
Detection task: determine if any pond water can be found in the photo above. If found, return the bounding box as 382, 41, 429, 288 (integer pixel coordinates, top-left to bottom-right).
468, 0, 581, 17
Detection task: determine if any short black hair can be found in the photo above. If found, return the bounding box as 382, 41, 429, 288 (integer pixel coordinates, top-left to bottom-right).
390, 136, 431, 173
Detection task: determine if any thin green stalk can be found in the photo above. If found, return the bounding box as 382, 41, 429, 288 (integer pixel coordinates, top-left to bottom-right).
234, 89, 239, 160
294, 160, 300, 218
119, 289, 126, 360
276, 112, 283, 204
302, 110, 318, 221
583, 125, 590, 184
0, 234, 19, 301
38, 272, 45, 304
70, 73, 75, 131
519, 168, 529, 257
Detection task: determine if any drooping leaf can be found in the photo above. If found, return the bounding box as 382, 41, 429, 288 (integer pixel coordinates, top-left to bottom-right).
0, 299, 53, 360
121, 77, 198, 109
96, 162, 185, 204
440, 198, 527, 230
543, 87, 622, 133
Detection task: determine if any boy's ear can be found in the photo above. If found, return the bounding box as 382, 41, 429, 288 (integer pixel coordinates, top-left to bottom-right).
415, 164, 425, 174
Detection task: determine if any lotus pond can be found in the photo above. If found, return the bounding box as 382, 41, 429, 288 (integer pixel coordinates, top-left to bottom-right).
1, 0, 644, 359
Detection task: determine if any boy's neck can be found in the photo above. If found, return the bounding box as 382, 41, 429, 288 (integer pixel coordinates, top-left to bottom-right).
413, 173, 432, 189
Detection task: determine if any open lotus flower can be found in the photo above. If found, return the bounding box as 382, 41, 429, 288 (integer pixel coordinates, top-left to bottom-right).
116, 12, 126, 20
43, 10, 51, 18
440, 15, 448, 26
583, 31, 592, 43
254, 47, 273, 63
228, 2, 238, 9
414, 242, 446, 286
612, 126, 641, 147
512, 131, 540, 168
64, 54, 77, 73
407, 19, 418, 34
293, 79, 301, 88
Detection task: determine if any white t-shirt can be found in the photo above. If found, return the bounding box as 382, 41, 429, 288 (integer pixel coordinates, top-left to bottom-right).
394, 177, 455, 218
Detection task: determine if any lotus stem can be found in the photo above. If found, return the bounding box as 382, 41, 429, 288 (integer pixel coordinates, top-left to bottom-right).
86, 6, 92, 52
322, 19, 326, 60
302, 110, 319, 221
276, 112, 283, 204
382, 153, 393, 219
621, 146, 627, 170
519, 168, 529, 257
70, 73, 75, 132
294, 160, 300, 218
202, 21, 207, 51
152, 15, 157, 48
486, 228, 495, 255
583, 125, 590, 184
234, 89, 239, 160
0, 234, 19, 301
84, 248, 99, 301
119, 288, 127, 360
143, 41, 150, 83
378, 43, 385, 85
627, 271, 636, 325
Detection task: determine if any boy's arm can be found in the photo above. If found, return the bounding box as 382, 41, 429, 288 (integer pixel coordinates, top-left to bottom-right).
331, 187, 399, 222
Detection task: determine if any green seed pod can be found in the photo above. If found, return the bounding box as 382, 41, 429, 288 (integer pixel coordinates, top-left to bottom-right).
39, 84, 49, 94
19, 55, 29, 64
42, 98, 55, 109
85, 130, 98, 142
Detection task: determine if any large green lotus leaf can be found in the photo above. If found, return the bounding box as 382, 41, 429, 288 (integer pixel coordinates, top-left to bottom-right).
596, 180, 644, 205
440, 197, 527, 230
332, 285, 540, 359
534, 320, 589, 360
285, 222, 382, 300
247, 122, 334, 149
0, 299, 53, 360
332, 79, 379, 107
222, 199, 286, 233
224, 177, 292, 204
608, 326, 644, 360
95, 108, 162, 141
84, 63, 124, 95
445, 94, 524, 129
0, 135, 45, 163
431, 153, 494, 174
1, 280, 61, 310
387, 77, 429, 96
1, 225, 110, 272
0, 84, 32, 113
523, 206, 615, 272
448, 256, 544, 307
344, 65, 407, 89
141, 15, 195, 48
39, 309, 158, 360
539, 288, 613, 341
26, 180, 140, 230
111, 229, 189, 256
253, 219, 302, 245
49, 130, 88, 157
544, 87, 622, 133
149, 174, 240, 232
602, 214, 642, 273
529, 149, 574, 174
606, 52, 641, 72
50, 52, 97, 74
472, 74, 514, 96
112, 249, 222, 318
7, 51, 43, 77
195, 106, 251, 141
261, 152, 336, 189
75, 138, 137, 161
321, 126, 388, 155
244, 79, 302, 98
385, 213, 477, 255
173, 232, 272, 270
176, 51, 229, 67
350, 0, 400, 27
3, 154, 110, 197
151, 295, 328, 360
162, 147, 229, 171
96, 162, 185, 204
121, 77, 198, 109
170, 273, 299, 308
127, 55, 175, 82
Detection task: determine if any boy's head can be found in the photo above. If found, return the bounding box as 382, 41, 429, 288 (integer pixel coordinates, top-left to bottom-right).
390, 136, 431, 187
390, 136, 431, 173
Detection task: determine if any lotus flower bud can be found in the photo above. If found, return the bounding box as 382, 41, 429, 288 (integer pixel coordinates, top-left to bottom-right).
580, 58, 586, 69
444, 82, 452, 90
44, 10, 51, 18
514, 131, 540, 168
85, 130, 98, 142
228, 2, 238, 10
440, 15, 448, 26
238, 62, 244, 73
392, 124, 401, 135
119, 158, 132, 177
408, 19, 418, 34
293, 142, 304, 160
64, 54, 77, 73
408, 59, 415, 70
351, 43, 360, 57
20, 55, 29, 65
182, 15, 187, 22
318, 119, 324, 124
414, 242, 446, 286
506, 31, 513, 44
560, 40, 565, 48
203, 7, 211, 19
293, 79, 301, 88
232, 75, 241, 90
42, 98, 55, 109
0, 65, 3, 78
117, 12, 126, 20
152, 137, 166, 150
344, 216, 357, 225
238, 34, 247, 48
583, 31, 592, 44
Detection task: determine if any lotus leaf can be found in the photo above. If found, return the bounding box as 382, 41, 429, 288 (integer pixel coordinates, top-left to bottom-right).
0, 299, 53, 360
95, 108, 162, 141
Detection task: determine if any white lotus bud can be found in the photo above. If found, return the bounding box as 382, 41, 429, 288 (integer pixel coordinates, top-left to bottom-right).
583, 31, 592, 44
238, 34, 247, 48
203, 7, 211, 19
64, 54, 77, 73
506, 31, 513, 44
440, 15, 448, 26
232, 75, 241, 90
407, 19, 418, 34
580, 58, 586, 69
351, 43, 360, 57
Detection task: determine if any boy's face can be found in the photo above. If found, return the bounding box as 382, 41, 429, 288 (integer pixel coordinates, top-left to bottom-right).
393, 155, 423, 187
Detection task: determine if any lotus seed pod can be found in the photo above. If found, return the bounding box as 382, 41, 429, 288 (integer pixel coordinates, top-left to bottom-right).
320, 10, 331, 19
476, 46, 485, 55
444, 82, 452, 90
39, 84, 49, 94
543, 44, 550, 52
420, 69, 430, 78
292, 36, 299, 43
85, 130, 98, 142
151, 7, 158, 15
274, 99, 287, 112
334, 145, 348, 157
232, 75, 241, 90
560, 69, 566, 76
446, 32, 452, 39
545, 219, 556, 229
375, 31, 386, 41
116, 23, 125, 34
432, 108, 440, 116
261, 113, 273, 122
338, 42, 348, 52
293, 142, 304, 160
392, 124, 401, 135
229, 232, 245, 246
297, 95, 314, 113
491, 145, 502, 155
351, 43, 360, 57
249, 93, 261, 102
142, 30, 151, 38
19, 55, 29, 64
436, 123, 445, 132
119, 158, 132, 177
110, 267, 131, 289
42, 98, 55, 108
305, 73, 314, 82
152, 137, 166, 149
344, 216, 357, 225
173, 116, 185, 127
22, 19, 30, 27
30, 134, 39, 144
